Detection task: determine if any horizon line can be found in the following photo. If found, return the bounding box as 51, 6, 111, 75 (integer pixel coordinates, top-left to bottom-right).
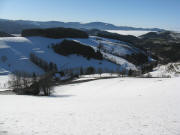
0, 18, 169, 31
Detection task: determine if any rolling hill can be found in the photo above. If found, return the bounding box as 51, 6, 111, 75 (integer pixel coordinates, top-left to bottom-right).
0, 35, 140, 75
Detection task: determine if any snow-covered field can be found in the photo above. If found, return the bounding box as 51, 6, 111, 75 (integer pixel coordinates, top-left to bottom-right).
107, 30, 153, 37
0, 76, 180, 135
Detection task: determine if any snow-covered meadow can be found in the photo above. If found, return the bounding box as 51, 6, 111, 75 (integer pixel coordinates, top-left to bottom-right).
0, 76, 180, 135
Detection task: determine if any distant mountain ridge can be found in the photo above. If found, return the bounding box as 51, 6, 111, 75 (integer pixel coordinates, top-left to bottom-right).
0, 18, 165, 34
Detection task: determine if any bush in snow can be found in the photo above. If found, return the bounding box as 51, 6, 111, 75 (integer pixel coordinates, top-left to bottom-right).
8, 71, 34, 95
8, 71, 54, 96
37, 73, 54, 96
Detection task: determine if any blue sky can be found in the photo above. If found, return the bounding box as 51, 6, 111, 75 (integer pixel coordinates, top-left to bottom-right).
0, 0, 180, 30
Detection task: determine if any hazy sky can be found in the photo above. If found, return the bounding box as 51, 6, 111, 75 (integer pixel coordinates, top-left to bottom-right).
0, 0, 180, 30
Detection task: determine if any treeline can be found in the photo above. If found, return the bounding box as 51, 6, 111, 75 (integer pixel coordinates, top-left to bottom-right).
30, 53, 58, 72
96, 31, 140, 44
135, 41, 180, 64
58, 66, 142, 79
22, 27, 88, 38
8, 71, 54, 96
52, 40, 103, 60
134, 31, 180, 64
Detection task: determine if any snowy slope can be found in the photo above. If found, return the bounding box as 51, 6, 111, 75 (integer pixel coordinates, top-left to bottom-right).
72, 36, 140, 56
0, 36, 137, 75
0, 37, 45, 74
0, 77, 180, 135
147, 63, 180, 78
69, 36, 141, 69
